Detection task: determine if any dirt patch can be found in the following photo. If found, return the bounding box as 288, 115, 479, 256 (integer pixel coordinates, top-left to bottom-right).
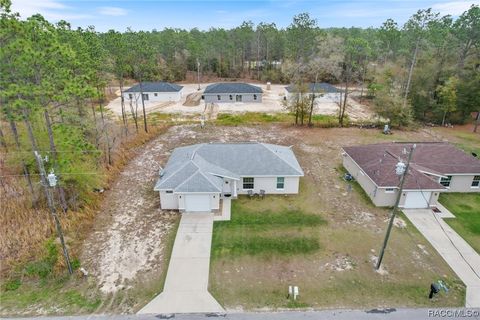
207, 125, 465, 309
81, 124, 467, 311
81, 126, 216, 295
322, 255, 356, 272
183, 91, 202, 106
81, 124, 291, 297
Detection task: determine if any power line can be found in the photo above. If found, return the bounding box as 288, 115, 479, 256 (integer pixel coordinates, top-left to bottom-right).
0, 150, 104, 154
0, 172, 105, 178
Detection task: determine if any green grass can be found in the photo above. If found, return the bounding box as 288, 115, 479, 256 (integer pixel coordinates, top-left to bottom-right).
213, 235, 320, 257
218, 205, 326, 229
215, 112, 292, 125
214, 112, 340, 127
212, 199, 325, 259
439, 193, 480, 253
450, 131, 480, 156
148, 112, 199, 125
0, 279, 101, 315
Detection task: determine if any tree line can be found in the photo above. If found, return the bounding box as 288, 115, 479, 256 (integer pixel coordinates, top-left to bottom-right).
1, 2, 479, 208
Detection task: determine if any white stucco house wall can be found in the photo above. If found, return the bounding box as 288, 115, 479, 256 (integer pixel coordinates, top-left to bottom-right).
123, 82, 183, 103
342, 142, 480, 209
284, 83, 342, 103
203, 83, 263, 103
154, 142, 304, 220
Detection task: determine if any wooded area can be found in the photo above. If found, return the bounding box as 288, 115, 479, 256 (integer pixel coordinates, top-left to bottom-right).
0, 0, 479, 275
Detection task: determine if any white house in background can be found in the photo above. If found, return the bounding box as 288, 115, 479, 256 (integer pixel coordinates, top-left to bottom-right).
203, 83, 263, 103
284, 83, 342, 103
123, 82, 183, 103
154, 142, 304, 220
342, 142, 480, 209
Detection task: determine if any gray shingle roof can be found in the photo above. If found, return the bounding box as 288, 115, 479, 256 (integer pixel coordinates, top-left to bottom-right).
285, 83, 341, 93
204, 83, 262, 94
154, 142, 303, 193
124, 82, 183, 93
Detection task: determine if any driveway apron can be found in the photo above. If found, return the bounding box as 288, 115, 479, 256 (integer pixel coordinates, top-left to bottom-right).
138, 212, 224, 314
403, 209, 480, 307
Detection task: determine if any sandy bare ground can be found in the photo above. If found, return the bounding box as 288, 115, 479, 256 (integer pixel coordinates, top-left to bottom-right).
81, 124, 437, 296
77, 124, 470, 313
106, 83, 375, 121
81, 125, 289, 295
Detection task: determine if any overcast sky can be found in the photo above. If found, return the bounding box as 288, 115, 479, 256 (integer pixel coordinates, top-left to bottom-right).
9, 0, 478, 31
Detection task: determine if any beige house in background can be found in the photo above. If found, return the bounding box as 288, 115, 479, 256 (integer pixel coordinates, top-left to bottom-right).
342, 142, 480, 209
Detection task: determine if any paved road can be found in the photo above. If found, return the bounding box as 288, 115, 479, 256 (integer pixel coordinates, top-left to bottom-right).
403, 209, 480, 308
4, 309, 480, 320
138, 213, 223, 314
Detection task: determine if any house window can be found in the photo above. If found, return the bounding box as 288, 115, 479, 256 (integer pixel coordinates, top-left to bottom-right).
217, 95, 221, 101
472, 175, 480, 188
276, 177, 285, 189
229, 95, 233, 100
385, 188, 395, 193
142, 93, 149, 101
253, 94, 257, 100
154, 93, 158, 97
166, 190, 173, 194
128, 93, 133, 99
440, 175, 452, 187
243, 177, 254, 189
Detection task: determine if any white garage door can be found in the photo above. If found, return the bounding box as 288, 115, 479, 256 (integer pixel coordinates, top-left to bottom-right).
404, 191, 431, 209
184, 194, 211, 212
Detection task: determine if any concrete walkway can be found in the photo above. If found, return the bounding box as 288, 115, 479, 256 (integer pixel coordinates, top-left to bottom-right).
138, 213, 224, 314
403, 209, 480, 308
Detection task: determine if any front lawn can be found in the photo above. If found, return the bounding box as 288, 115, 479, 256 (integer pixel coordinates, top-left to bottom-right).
209, 189, 465, 309
439, 193, 480, 254
212, 200, 326, 259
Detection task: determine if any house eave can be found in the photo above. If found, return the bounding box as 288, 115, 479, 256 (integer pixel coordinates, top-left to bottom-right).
443, 173, 480, 176
402, 188, 446, 192
417, 170, 447, 178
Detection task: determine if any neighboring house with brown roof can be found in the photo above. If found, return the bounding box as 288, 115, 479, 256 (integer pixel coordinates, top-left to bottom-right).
342, 142, 480, 209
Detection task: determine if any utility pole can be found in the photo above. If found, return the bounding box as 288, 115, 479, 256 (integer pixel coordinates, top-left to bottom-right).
474, 111, 479, 133
34, 151, 73, 275
197, 58, 201, 91
376, 144, 416, 270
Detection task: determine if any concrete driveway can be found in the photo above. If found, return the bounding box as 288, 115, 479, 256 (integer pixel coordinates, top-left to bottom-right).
138, 213, 224, 314
403, 208, 480, 308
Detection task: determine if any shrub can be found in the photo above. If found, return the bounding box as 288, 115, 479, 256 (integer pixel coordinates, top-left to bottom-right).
3, 279, 21, 291
24, 239, 59, 279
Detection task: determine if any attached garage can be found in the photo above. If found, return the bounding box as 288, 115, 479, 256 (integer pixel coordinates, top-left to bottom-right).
184, 194, 212, 212
404, 191, 431, 209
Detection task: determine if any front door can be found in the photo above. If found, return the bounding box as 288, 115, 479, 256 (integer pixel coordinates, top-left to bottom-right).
236, 95, 242, 102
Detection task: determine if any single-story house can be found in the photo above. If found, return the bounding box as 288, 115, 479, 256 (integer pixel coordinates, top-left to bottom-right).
342, 142, 480, 209
203, 83, 263, 103
123, 82, 183, 102
154, 142, 303, 219
285, 83, 342, 103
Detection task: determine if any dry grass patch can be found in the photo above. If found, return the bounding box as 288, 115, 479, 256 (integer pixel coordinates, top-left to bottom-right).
209, 125, 468, 310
